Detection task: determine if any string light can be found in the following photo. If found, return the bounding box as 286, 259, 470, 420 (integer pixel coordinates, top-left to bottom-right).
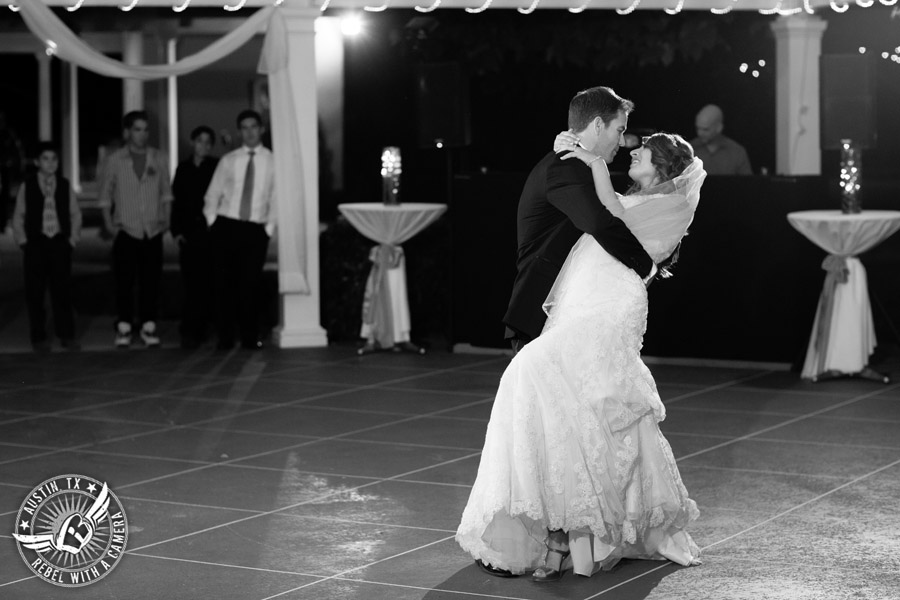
518, 0, 541, 13
759, 0, 803, 15
320, 0, 332, 10
414, 0, 442, 11
664, 0, 684, 14
364, 2, 388, 10
45, 40, 58, 56
7, 3, 19, 11
67, 0, 85, 11
880, 0, 898, 5
223, 0, 247, 10
568, 0, 592, 13
856, 0, 874, 7
710, 3, 734, 14
120, 0, 139, 11
465, 0, 493, 13
173, 0, 191, 11
830, 0, 850, 11
616, 0, 641, 15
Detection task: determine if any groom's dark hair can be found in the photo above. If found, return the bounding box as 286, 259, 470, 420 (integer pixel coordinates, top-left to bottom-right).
568, 87, 634, 132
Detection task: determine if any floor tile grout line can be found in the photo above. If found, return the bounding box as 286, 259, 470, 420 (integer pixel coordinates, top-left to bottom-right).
675, 381, 900, 463
669, 403, 900, 425
128, 551, 532, 600
0, 357, 502, 468
0, 575, 36, 589
258, 534, 460, 599
695, 552, 900, 574
679, 463, 849, 481
583, 562, 673, 599
124, 451, 483, 554
699, 455, 900, 553
110, 395, 492, 494
661, 370, 779, 404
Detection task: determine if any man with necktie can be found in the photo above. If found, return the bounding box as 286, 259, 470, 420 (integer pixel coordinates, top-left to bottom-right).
204, 110, 276, 350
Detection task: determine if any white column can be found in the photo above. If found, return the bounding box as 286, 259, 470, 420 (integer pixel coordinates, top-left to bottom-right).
62, 63, 81, 193
274, 4, 328, 348
36, 52, 52, 141
122, 31, 144, 112
167, 38, 179, 175
315, 17, 344, 191
770, 15, 828, 176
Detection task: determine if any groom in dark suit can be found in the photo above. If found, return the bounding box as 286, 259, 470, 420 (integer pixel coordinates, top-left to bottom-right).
503, 87, 654, 353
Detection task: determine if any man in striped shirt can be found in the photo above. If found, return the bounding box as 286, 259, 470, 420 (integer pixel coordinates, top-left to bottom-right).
99, 110, 173, 348
204, 109, 276, 351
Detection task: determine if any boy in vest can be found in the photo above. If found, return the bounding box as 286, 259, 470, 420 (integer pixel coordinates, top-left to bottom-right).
11, 141, 82, 352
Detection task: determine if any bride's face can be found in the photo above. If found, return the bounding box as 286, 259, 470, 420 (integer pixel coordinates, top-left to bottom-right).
628, 146, 659, 189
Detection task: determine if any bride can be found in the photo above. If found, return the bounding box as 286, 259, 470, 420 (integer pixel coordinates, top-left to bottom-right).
456, 131, 706, 581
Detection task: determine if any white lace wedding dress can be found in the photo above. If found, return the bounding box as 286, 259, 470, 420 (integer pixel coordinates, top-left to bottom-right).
456, 160, 706, 576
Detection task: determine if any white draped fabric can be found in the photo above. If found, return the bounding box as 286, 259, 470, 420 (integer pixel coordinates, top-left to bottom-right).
18, 1, 275, 80
17, 1, 310, 294
787, 210, 900, 379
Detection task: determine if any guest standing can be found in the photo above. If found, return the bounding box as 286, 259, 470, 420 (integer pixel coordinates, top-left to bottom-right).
98, 110, 173, 348
171, 126, 218, 349
691, 104, 752, 175
11, 141, 82, 352
204, 110, 275, 350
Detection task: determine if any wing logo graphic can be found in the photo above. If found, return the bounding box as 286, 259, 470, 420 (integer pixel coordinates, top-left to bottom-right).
11, 475, 127, 587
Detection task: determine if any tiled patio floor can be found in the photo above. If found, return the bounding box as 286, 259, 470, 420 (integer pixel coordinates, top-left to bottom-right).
2, 346, 899, 599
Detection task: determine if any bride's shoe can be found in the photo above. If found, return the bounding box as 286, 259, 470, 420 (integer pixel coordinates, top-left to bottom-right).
532, 535, 570, 583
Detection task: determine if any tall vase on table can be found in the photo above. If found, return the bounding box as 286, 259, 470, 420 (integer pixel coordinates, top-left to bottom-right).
381, 146, 402, 206
839, 138, 862, 215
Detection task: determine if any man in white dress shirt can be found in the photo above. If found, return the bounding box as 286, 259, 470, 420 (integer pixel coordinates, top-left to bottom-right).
204, 109, 276, 350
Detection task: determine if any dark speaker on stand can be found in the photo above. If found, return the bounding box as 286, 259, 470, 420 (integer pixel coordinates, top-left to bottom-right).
820, 54, 876, 149
415, 62, 471, 149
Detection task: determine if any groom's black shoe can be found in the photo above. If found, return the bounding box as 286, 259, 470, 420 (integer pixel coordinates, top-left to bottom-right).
475, 559, 518, 578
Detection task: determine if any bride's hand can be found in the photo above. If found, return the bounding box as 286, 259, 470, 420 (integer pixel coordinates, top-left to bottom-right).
553, 130, 580, 153
554, 130, 603, 166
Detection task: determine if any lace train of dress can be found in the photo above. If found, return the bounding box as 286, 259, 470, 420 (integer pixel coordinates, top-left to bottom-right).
455, 235, 700, 576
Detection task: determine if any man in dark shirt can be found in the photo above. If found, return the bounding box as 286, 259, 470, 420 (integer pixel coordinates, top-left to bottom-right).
690, 104, 752, 175
171, 126, 218, 349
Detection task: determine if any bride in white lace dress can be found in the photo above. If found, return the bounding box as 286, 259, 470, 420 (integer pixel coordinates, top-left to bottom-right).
456, 132, 707, 581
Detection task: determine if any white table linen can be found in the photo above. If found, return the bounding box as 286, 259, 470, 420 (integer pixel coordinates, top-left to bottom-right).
338, 203, 447, 348
787, 210, 900, 380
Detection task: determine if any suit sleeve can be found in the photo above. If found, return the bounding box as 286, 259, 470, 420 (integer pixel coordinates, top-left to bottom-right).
546, 156, 653, 278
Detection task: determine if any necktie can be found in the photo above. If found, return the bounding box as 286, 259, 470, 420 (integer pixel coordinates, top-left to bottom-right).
239, 150, 255, 221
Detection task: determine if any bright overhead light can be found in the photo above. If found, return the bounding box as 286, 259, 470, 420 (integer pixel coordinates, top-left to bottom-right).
341, 13, 363, 36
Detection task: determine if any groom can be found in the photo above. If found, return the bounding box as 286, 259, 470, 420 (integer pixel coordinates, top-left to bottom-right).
503, 86, 655, 353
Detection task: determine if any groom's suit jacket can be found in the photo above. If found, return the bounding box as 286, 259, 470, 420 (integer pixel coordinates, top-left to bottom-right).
502, 151, 653, 342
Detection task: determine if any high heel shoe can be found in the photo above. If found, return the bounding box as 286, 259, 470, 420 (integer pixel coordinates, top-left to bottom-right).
532, 538, 570, 583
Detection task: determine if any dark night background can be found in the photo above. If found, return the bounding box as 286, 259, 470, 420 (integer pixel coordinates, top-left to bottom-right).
1, 7, 898, 356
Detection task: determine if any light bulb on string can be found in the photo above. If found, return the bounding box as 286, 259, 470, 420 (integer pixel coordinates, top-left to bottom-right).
414, 0, 442, 12
466, 0, 493, 13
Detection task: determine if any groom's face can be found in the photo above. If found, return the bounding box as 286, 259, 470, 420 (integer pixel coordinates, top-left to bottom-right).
594, 111, 629, 162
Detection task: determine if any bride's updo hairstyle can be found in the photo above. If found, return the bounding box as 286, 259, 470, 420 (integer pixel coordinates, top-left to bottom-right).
644, 133, 694, 184
627, 132, 695, 195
